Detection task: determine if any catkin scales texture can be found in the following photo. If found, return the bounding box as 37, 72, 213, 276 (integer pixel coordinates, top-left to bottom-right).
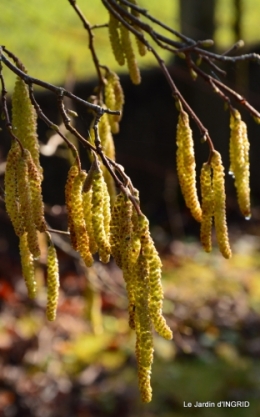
229, 111, 251, 218
176, 111, 202, 223
12, 77, 42, 178
211, 151, 232, 259
46, 245, 59, 321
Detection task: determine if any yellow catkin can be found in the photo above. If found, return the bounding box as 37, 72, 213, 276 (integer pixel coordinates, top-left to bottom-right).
138, 215, 173, 340
71, 171, 93, 267
110, 192, 125, 268
27, 152, 46, 233
176, 111, 202, 223
105, 71, 125, 134
12, 77, 43, 179
108, 12, 125, 66
19, 234, 36, 298
128, 0, 147, 57
211, 151, 232, 259
82, 187, 98, 255
92, 169, 111, 263
65, 164, 79, 251
120, 20, 141, 84
229, 111, 250, 218
17, 150, 40, 258
134, 252, 153, 403
99, 113, 115, 161
200, 163, 214, 253
119, 196, 139, 329
4, 142, 25, 236
46, 245, 59, 321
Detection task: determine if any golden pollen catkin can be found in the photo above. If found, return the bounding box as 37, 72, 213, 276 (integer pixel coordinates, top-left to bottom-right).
134, 252, 153, 403
108, 12, 125, 66
71, 171, 93, 267
17, 150, 40, 258
46, 245, 59, 321
110, 192, 125, 268
12, 76, 43, 179
4, 142, 25, 237
120, 20, 141, 84
200, 163, 214, 253
82, 187, 98, 255
138, 215, 173, 340
27, 152, 46, 233
19, 233, 36, 298
211, 151, 232, 259
65, 164, 80, 251
92, 169, 111, 263
105, 71, 125, 133
176, 111, 202, 223
229, 110, 250, 218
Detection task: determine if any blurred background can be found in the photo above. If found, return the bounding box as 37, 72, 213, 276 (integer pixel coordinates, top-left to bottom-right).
1, 0, 260, 416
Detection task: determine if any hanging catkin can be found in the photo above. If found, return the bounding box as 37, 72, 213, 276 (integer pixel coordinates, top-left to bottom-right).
229, 110, 250, 218
12, 76, 43, 179
17, 150, 40, 258
200, 163, 214, 253
176, 111, 202, 223
46, 244, 59, 321
211, 151, 232, 259
19, 233, 37, 298
108, 12, 125, 66
4, 142, 25, 237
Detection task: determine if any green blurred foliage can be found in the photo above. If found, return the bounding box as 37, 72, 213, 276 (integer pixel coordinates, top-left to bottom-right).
1, 0, 260, 92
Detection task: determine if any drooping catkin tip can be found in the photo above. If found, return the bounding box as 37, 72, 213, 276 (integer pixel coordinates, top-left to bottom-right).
46, 245, 59, 321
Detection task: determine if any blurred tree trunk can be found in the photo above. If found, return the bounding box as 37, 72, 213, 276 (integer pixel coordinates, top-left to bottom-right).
179, 0, 216, 41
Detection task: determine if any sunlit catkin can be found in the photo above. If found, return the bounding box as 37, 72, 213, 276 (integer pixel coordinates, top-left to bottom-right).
138, 215, 173, 340
19, 234, 36, 298
200, 163, 214, 253
120, 20, 141, 84
176, 111, 202, 223
92, 169, 111, 263
229, 111, 250, 218
128, 0, 147, 57
17, 150, 40, 258
46, 245, 59, 321
108, 12, 125, 66
110, 192, 125, 267
12, 76, 43, 179
27, 153, 46, 233
105, 71, 125, 133
134, 252, 153, 403
211, 151, 232, 259
71, 171, 93, 267
82, 187, 98, 255
4, 142, 25, 237
65, 164, 79, 251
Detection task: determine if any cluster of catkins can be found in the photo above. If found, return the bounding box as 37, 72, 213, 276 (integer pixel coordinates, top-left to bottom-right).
176, 109, 250, 258
5, 77, 59, 320
108, 0, 147, 84
5, 72, 172, 403
65, 166, 172, 402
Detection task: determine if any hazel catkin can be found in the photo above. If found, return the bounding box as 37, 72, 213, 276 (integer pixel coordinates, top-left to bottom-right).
200, 163, 214, 253
211, 151, 232, 259
71, 171, 93, 267
12, 76, 43, 179
229, 110, 250, 218
19, 233, 37, 298
46, 245, 59, 321
17, 150, 40, 258
176, 111, 202, 223
92, 169, 111, 263
4, 142, 25, 237
108, 12, 125, 66
120, 20, 141, 84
